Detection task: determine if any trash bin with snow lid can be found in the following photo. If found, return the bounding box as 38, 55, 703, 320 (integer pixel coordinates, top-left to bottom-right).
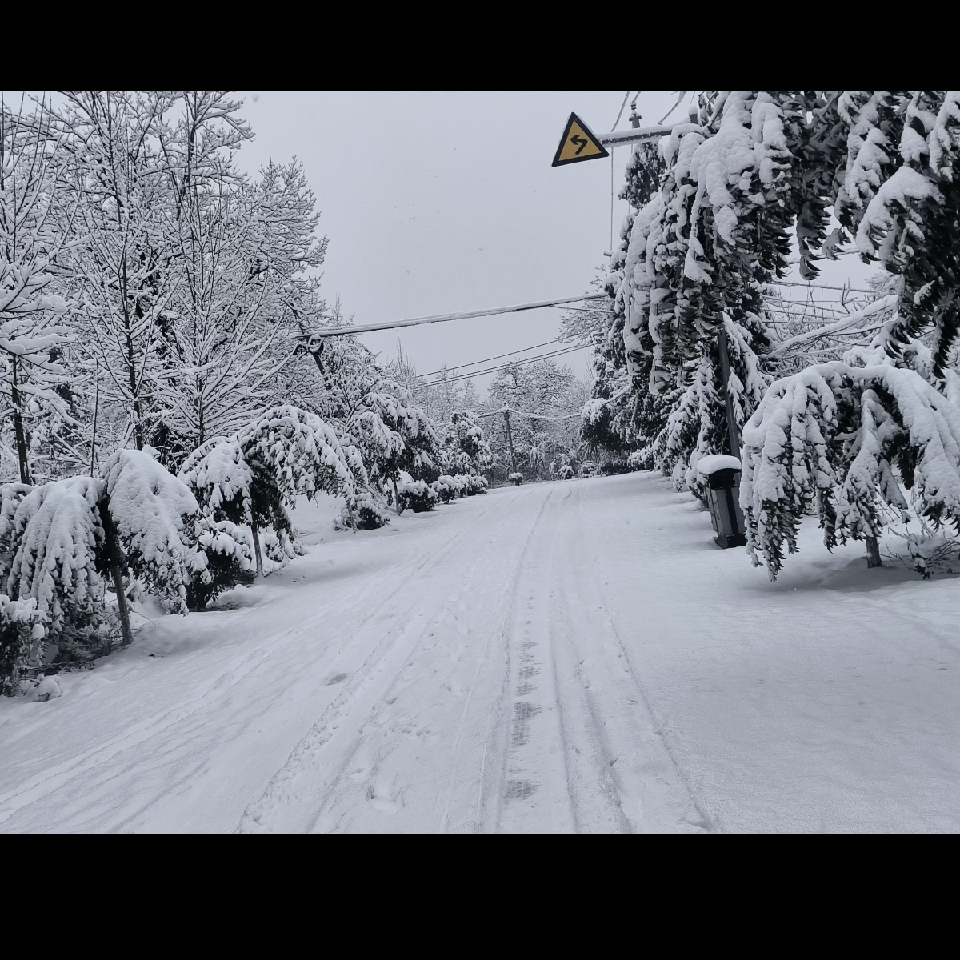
696, 455, 746, 549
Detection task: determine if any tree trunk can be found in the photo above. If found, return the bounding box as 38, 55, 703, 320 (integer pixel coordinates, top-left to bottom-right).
251, 517, 264, 578
90, 361, 100, 476
393, 479, 404, 516
866, 535, 882, 569
99, 500, 134, 646
11, 356, 32, 485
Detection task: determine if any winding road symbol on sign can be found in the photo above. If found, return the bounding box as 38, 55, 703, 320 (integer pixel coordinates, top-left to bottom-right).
552, 113, 609, 167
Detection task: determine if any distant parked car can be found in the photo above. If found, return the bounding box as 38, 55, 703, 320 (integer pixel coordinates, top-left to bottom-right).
580, 461, 597, 478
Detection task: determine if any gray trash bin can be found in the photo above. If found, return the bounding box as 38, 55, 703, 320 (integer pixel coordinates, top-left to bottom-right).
697, 457, 746, 549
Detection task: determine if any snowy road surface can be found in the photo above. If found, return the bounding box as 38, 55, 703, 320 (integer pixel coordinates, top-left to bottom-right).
2, 473, 960, 833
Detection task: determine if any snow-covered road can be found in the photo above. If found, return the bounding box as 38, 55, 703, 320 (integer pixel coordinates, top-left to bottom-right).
2, 473, 959, 832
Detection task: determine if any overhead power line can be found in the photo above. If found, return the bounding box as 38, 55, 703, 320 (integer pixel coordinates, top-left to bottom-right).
478, 408, 580, 423
423, 343, 590, 387
612, 91, 633, 132
305, 293, 607, 339
772, 280, 878, 295
422, 337, 567, 378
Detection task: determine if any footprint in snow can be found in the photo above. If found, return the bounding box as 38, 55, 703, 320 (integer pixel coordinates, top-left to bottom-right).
366, 780, 402, 814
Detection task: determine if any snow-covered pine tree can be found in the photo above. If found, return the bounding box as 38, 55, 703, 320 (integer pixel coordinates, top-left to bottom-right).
740, 357, 960, 580
0, 447, 201, 682
575, 219, 647, 461
237, 404, 359, 562
178, 405, 360, 607
614, 92, 873, 496
101, 448, 198, 614
304, 329, 438, 518
1, 475, 114, 668
849, 92, 960, 379
0, 593, 40, 694
177, 437, 257, 611
441, 410, 492, 476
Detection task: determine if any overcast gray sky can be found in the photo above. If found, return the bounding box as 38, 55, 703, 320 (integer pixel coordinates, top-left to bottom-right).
234, 91, 696, 386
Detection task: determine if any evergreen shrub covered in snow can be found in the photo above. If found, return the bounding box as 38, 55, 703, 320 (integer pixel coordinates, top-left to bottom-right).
396, 474, 437, 513
102, 449, 198, 614
178, 406, 363, 608
0, 594, 41, 695
0, 449, 199, 686
740, 360, 960, 579
178, 439, 258, 610
454, 473, 487, 495
432, 475, 461, 504
600, 458, 632, 475
2, 476, 116, 671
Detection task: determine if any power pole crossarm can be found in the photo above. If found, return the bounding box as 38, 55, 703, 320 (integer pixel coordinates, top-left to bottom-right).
598, 124, 680, 146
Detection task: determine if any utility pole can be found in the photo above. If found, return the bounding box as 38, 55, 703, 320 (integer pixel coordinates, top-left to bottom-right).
502, 407, 518, 475
716, 323, 741, 458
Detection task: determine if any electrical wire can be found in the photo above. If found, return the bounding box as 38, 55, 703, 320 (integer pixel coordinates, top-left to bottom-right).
659, 91, 689, 124
612, 91, 633, 132
773, 280, 878, 294
305, 293, 607, 338
423, 343, 590, 386
421, 337, 567, 378
427, 344, 588, 385
477, 408, 580, 422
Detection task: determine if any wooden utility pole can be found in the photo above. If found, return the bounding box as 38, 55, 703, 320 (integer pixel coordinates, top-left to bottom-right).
717, 324, 741, 458
503, 408, 518, 475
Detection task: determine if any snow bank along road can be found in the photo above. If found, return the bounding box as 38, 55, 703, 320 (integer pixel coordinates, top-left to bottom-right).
2, 473, 959, 833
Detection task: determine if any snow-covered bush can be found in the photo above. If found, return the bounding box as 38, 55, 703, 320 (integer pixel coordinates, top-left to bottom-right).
1, 476, 116, 670
432, 475, 460, 504
0, 594, 42, 695
454, 473, 487, 495
508, 472, 523, 486
882, 518, 960, 580
626, 451, 647, 472
600, 458, 631, 475
559, 465, 574, 480
337, 444, 391, 530
0, 450, 202, 683
397, 475, 437, 513
102, 449, 198, 614
179, 439, 259, 610
184, 518, 256, 612
178, 406, 365, 606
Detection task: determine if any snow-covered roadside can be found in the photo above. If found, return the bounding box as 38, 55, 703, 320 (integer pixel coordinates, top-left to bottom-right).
1, 474, 959, 833
583, 473, 960, 833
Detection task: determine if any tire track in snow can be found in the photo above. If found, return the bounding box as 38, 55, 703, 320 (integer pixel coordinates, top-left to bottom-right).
236, 487, 545, 833
491, 483, 580, 833
555, 482, 715, 833
306, 485, 559, 834
440, 486, 562, 833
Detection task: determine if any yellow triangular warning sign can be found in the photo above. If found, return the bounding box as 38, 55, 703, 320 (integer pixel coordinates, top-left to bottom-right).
552, 113, 609, 167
